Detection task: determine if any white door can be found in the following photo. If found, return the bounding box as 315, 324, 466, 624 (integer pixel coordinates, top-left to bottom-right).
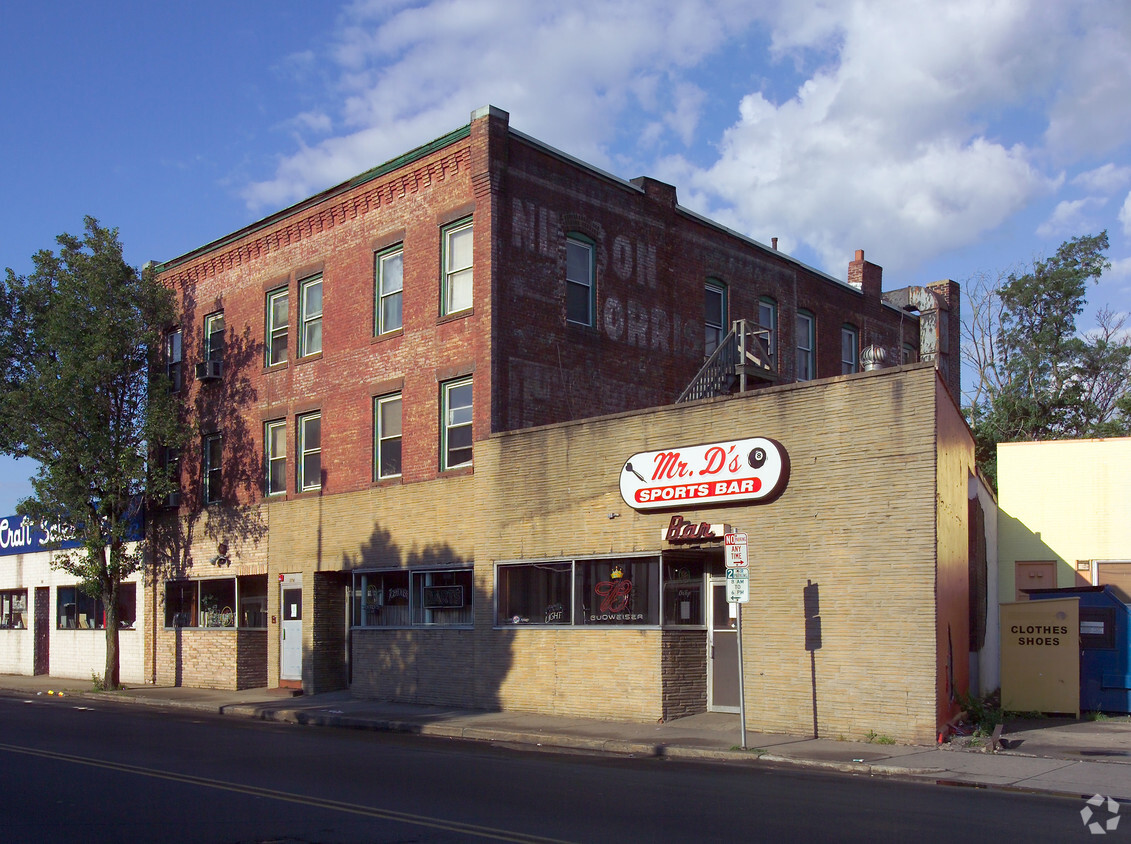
280, 578, 303, 682
708, 578, 740, 712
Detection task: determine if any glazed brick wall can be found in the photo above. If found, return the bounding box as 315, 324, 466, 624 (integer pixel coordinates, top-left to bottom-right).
661, 630, 707, 720
152, 629, 266, 690
477, 365, 954, 744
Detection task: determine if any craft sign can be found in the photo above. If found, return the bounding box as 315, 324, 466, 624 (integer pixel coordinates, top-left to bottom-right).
619, 437, 789, 510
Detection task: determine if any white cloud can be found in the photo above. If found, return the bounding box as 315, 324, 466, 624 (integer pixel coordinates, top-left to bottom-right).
1036, 197, 1107, 239
1120, 192, 1131, 237
1072, 163, 1131, 193
242, 0, 1131, 290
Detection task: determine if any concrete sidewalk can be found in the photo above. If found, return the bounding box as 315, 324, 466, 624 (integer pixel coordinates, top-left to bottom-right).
4, 673, 1131, 802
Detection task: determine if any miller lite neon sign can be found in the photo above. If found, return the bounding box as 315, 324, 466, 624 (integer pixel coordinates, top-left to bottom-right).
619, 437, 789, 510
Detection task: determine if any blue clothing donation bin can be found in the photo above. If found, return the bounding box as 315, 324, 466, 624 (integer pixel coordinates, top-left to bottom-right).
1029, 585, 1131, 713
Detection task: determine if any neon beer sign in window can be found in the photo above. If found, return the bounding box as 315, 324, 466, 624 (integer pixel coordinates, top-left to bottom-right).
619, 437, 789, 510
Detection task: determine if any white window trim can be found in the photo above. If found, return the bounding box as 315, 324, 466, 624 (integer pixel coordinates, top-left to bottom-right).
297, 412, 321, 491
758, 298, 777, 366
376, 246, 404, 335
203, 433, 222, 504
841, 325, 859, 374
566, 236, 595, 326
375, 393, 402, 480
299, 275, 323, 357
442, 220, 473, 316
441, 377, 473, 471
704, 280, 726, 355
204, 312, 224, 362
796, 311, 815, 381
265, 419, 286, 496
266, 287, 289, 367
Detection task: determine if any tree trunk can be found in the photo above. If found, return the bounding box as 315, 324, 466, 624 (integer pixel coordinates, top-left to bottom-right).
103, 579, 121, 690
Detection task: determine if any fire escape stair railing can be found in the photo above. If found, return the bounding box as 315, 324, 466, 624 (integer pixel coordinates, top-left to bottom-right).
677, 319, 778, 404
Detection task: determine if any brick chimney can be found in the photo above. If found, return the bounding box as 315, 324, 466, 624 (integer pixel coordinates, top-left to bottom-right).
848, 249, 882, 299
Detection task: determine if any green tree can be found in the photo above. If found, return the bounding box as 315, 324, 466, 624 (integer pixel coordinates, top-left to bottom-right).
0, 218, 185, 688
962, 232, 1131, 485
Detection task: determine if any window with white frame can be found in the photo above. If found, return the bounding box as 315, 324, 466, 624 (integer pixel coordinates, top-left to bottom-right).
351, 568, 472, 628
299, 275, 323, 357
758, 297, 777, 366
796, 310, 815, 381
56, 584, 135, 630
265, 419, 286, 495
204, 312, 225, 362
376, 246, 403, 334
566, 236, 594, 326
161, 446, 181, 508
841, 324, 859, 374
442, 220, 473, 315
496, 557, 660, 626
165, 329, 183, 391
705, 280, 726, 355
203, 433, 222, 504
297, 412, 321, 491
441, 377, 472, 470
266, 287, 288, 366
374, 393, 402, 479
0, 589, 28, 629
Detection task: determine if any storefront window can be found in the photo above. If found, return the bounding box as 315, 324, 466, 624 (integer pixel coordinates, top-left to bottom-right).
413, 569, 473, 626
239, 575, 268, 629
351, 568, 472, 627
497, 562, 572, 625
352, 571, 410, 627
662, 561, 705, 626
164, 581, 198, 628
199, 579, 236, 627
57, 584, 135, 629
575, 557, 658, 626
0, 589, 28, 629
494, 557, 660, 627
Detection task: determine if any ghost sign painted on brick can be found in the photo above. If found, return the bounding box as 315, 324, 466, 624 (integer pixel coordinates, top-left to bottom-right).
620, 437, 790, 510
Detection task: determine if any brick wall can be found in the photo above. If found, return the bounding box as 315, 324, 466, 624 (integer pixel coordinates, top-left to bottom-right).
312, 571, 347, 693
661, 629, 708, 720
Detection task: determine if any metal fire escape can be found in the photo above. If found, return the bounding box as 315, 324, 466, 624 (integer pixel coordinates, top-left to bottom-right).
677, 319, 778, 403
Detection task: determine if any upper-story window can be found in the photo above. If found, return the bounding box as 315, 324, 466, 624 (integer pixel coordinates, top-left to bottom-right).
442, 220, 473, 315
203, 433, 223, 505
374, 393, 402, 479
758, 297, 777, 367
796, 311, 816, 381
299, 275, 323, 357
902, 343, 918, 364
165, 329, 183, 392
376, 246, 404, 335
204, 312, 225, 362
566, 236, 595, 326
841, 325, 859, 374
297, 412, 322, 492
704, 280, 726, 355
441, 377, 473, 470
265, 419, 286, 496
266, 287, 289, 367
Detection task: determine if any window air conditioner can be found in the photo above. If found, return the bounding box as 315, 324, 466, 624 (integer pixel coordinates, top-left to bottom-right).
195, 360, 223, 381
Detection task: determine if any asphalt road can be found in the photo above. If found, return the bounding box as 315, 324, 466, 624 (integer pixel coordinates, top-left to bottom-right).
0, 690, 1101, 843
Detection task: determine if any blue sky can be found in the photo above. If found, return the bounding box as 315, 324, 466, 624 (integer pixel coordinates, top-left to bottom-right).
2, 0, 1130, 514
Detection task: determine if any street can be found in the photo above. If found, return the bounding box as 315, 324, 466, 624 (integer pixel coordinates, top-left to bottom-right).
0, 690, 1097, 843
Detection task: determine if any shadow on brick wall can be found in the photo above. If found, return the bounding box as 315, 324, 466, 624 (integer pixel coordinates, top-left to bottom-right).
337, 521, 512, 713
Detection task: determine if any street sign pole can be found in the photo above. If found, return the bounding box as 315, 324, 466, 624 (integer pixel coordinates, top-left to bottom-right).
724, 532, 750, 751
737, 602, 747, 750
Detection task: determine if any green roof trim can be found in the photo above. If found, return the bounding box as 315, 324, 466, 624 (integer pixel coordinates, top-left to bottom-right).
156, 123, 473, 273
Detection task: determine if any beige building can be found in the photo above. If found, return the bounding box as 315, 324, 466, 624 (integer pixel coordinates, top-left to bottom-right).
998, 437, 1131, 601
147, 363, 977, 744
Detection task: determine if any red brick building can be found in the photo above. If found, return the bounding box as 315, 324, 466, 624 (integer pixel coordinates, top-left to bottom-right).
148, 107, 970, 739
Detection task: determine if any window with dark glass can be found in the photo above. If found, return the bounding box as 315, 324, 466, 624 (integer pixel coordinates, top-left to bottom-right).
412, 569, 473, 626
497, 562, 572, 625
796, 310, 815, 381
758, 297, 777, 366
351, 568, 471, 627
204, 312, 225, 362
57, 584, 135, 629
166, 329, 183, 391
200, 578, 237, 628
352, 570, 410, 627
841, 324, 859, 374
705, 280, 726, 355
566, 237, 594, 326
662, 560, 705, 626
238, 576, 268, 629
203, 433, 223, 504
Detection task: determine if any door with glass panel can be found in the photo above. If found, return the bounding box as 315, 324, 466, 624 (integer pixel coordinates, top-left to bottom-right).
280, 577, 303, 682
708, 578, 740, 712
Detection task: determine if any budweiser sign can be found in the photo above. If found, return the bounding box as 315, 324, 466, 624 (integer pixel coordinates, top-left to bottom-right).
619, 437, 789, 510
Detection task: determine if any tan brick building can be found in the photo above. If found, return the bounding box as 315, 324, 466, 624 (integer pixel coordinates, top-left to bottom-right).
146, 106, 973, 743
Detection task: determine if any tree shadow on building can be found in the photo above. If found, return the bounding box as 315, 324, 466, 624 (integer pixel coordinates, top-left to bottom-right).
325, 520, 513, 716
